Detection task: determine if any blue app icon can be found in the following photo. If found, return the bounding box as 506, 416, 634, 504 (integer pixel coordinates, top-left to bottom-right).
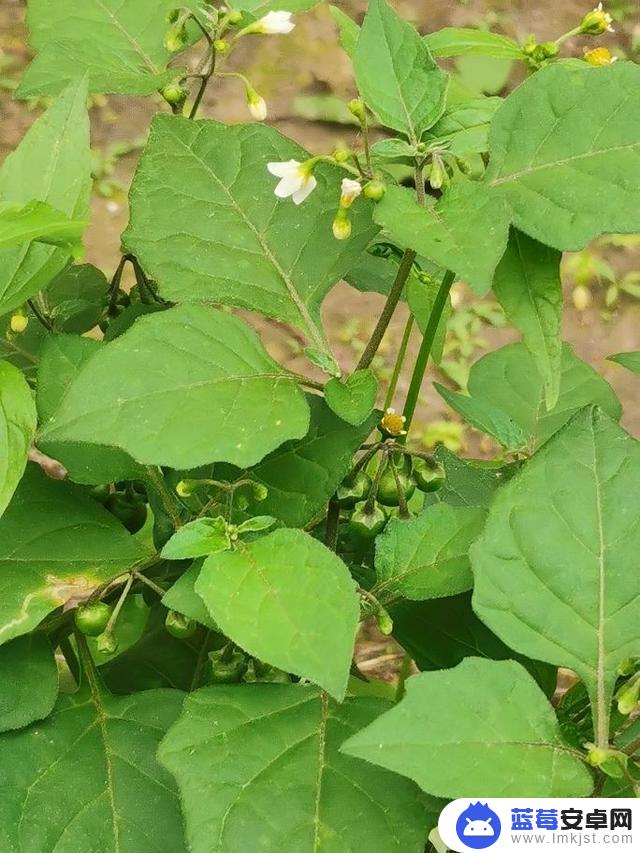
455, 802, 502, 849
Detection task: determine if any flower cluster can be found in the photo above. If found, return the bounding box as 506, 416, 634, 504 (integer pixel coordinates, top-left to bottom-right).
579, 3, 614, 35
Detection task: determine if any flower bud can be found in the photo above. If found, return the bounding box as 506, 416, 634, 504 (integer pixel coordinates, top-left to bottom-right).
332, 208, 352, 241
616, 674, 640, 715
252, 483, 268, 501
541, 41, 559, 58
583, 46, 617, 65
381, 407, 407, 437
339, 178, 362, 209
9, 312, 28, 334
363, 180, 386, 201
580, 3, 614, 35
572, 284, 592, 311
246, 87, 267, 121
214, 38, 229, 54
375, 607, 393, 636
348, 98, 366, 123
176, 480, 194, 498
332, 147, 351, 163
429, 152, 445, 190
227, 9, 243, 24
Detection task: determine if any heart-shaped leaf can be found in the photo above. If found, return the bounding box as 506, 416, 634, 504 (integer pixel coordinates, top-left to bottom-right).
325, 369, 378, 425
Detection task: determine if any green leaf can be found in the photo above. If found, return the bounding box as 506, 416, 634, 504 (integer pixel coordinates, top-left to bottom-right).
406, 273, 450, 364
0, 466, 146, 646
162, 563, 219, 630
222, 396, 378, 528
425, 27, 523, 59
196, 529, 359, 699
0, 361, 37, 518
374, 181, 511, 294
436, 342, 621, 452
329, 5, 359, 57
0, 79, 92, 317
422, 96, 502, 156
373, 504, 486, 605
424, 447, 513, 508
235, 0, 318, 14
493, 229, 563, 409
0, 662, 186, 852
472, 406, 640, 746
0, 308, 47, 381
17, 0, 200, 97
390, 593, 557, 696
124, 116, 378, 355
455, 55, 513, 97
0, 202, 85, 254
87, 594, 150, 666
325, 369, 378, 425
608, 351, 640, 374
486, 62, 640, 250
45, 264, 108, 334
0, 634, 58, 732
342, 658, 592, 797
161, 517, 231, 560
354, 0, 448, 141
435, 382, 527, 450
159, 685, 432, 852
38, 305, 310, 470
36, 334, 142, 485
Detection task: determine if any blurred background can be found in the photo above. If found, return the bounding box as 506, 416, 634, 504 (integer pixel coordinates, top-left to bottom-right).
1, 0, 639, 457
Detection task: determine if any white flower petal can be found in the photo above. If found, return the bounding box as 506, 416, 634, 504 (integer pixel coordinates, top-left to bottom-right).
292, 175, 317, 205
260, 10, 295, 34
267, 159, 300, 178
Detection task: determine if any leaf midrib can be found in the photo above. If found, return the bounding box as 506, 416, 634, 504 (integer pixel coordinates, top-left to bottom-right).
491, 141, 640, 186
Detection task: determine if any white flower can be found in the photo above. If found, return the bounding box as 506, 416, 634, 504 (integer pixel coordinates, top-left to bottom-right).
339, 178, 362, 208
267, 159, 317, 205
247, 91, 267, 121
258, 10, 295, 34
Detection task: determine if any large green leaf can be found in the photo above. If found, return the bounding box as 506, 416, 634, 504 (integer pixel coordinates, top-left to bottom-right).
0, 79, 91, 317
0, 466, 146, 646
38, 305, 310, 470
162, 563, 219, 630
342, 658, 592, 797
196, 529, 359, 700
17, 0, 200, 97
0, 361, 37, 518
36, 335, 142, 484
390, 593, 557, 696
372, 504, 486, 605
493, 229, 563, 409
435, 342, 621, 452
353, 0, 448, 141
222, 397, 377, 528
0, 659, 185, 852
324, 368, 377, 425
0, 634, 58, 732
0, 202, 84, 254
425, 447, 512, 509
374, 181, 511, 294
472, 407, 640, 747
423, 96, 502, 156
123, 116, 377, 355
471, 407, 640, 742
159, 685, 432, 852
486, 62, 640, 250
425, 28, 523, 59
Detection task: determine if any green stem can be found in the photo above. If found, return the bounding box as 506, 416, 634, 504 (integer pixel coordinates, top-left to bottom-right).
107, 254, 130, 316
189, 46, 216, 119
324, 497, 340, 551
133, 571, 167, 598
395, 653, 412, 702
383, 314, 414, 410
401, 269, 456, 437
27, 298, 54, 331
355, 249, 416, 371
144, 466, 183, 530
104, 573, 134, 636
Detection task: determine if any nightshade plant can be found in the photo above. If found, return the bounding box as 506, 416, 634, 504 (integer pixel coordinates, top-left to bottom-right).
1, 0, 640, 849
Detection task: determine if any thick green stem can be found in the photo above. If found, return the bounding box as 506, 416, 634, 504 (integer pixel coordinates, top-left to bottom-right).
383, 314, 414, 410
401, 269, 456, 436
355, 249, 416, 371
144, 466, 183, 530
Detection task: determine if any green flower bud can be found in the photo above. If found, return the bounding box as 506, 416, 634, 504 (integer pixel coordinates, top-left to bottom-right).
252, 482, 268, 502
363, 180, 386, 201
348, 98, 366, 122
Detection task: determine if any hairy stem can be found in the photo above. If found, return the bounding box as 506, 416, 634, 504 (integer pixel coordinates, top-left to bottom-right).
401, 269, 455, 437
383, 314, 414, 410
355, 248, 416, 371
144, 466, 183, 530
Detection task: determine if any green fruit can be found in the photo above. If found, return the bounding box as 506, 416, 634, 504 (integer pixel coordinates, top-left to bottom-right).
337, 470, 372, 508
413, 458, 446, 493
207, 649, 248, 684
348, 501, 387, 538
105, 492, 148, 534
165, 610, 197, 639
376, 469, 415, 506
89, 484, 111, 505
160, 82, 187, 108
75, 602, 112, 637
